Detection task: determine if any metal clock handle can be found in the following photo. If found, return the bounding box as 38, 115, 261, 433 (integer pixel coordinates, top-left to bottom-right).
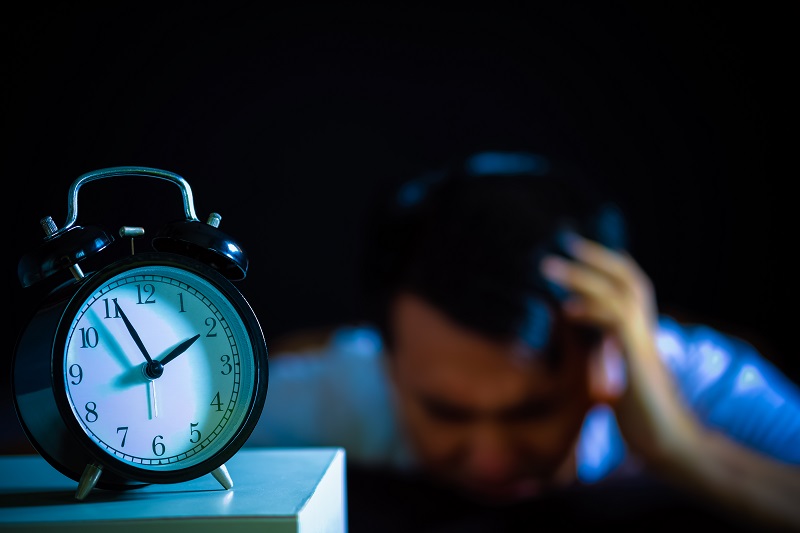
46, 166, 200, 239
19, 165, 248, 287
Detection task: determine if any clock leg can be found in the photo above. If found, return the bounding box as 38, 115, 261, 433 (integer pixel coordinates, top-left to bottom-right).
211, 464, 233, 490
75, 463, 103, 500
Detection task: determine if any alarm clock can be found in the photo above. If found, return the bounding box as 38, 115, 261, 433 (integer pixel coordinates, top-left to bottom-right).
11, 166, 269, 500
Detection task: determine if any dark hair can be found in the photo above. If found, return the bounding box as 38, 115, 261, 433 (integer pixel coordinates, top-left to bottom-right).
360, 151, 626, 360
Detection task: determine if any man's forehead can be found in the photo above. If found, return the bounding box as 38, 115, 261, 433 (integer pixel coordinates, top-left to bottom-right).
393, 343, 564, 401
387, 292, 587, 397
390, 293, 551, 367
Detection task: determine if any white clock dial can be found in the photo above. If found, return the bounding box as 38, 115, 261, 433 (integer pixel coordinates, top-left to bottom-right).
62, 264, 256, 471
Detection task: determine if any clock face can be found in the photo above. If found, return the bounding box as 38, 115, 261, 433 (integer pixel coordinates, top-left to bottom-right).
59, 261, 260, 475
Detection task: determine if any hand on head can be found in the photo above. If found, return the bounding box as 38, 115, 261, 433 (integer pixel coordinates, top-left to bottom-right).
540, 234, 697, 466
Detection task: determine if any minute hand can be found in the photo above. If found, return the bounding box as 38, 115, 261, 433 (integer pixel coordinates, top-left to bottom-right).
116, 301, 153, 364
159, 334, 202, 366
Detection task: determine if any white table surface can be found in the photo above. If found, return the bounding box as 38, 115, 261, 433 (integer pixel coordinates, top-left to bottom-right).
0, 447, 346, 533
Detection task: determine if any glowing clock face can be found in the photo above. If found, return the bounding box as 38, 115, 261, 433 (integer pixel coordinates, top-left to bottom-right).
61, 263, 256, 472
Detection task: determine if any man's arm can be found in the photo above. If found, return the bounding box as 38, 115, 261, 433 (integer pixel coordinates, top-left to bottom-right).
665, 419, 800, 529
540, 233, 800, 529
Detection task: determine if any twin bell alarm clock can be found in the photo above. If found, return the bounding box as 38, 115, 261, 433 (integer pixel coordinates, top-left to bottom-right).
11, 166, 269, 500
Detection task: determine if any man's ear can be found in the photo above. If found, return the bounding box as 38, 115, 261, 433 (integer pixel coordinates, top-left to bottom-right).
588, 335, 627, 405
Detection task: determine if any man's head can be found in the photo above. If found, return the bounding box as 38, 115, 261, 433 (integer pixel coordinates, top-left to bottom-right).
361, 151, 627, 503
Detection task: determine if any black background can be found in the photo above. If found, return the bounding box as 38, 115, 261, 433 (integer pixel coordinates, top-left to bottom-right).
2, 3, 796, 452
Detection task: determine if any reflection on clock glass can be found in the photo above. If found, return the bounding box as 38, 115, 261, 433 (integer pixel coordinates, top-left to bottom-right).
63, 265, 255, 470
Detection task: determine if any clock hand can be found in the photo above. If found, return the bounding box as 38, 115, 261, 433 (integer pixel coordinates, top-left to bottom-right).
115, 300, 153, 364
148, 381, 158, 419
141, 335, 198, 420
159, 334, 201, 366
115, 300, 164, 380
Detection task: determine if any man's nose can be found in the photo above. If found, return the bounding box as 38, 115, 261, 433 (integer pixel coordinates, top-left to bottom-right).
464, 422, 515, 481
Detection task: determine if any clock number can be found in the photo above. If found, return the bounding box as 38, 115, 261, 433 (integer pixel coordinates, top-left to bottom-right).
190, 422, 201, 443
84, 402, 98, 423
177, 292, 186, 313
68, 364, 83, 385
210, 392, 223, 412
78, 327, 99, 348
204, 317, 218, 337
152, 435, 165, 456
117, 426, 128, 447
102, 298, 121, 319
220, 354, 232, 375
136, 283, 156, 304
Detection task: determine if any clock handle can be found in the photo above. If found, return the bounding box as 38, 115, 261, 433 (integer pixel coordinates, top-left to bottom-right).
62, 166, 249, 280
50, 166, 200, 239
18, 166, 250, 286
17, 167, 199, 288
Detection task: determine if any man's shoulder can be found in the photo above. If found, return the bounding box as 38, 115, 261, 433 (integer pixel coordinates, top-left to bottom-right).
655, 315, 763, 375
268, 325, 387, 379
656, 315, 800, 462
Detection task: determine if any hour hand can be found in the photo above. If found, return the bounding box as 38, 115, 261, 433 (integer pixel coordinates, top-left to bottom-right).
115, 300, 153, 364
159, 334, 201, 366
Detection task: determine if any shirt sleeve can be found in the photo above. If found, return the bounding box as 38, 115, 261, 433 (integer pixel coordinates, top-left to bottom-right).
656, 316, 800, 464
245, 326, 409, 466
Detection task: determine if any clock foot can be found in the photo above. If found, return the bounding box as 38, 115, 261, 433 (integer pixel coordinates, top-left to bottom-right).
211, 464, 233, 490
75, 463, 103, 500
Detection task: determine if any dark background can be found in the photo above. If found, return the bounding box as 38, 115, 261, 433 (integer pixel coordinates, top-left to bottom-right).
2, 3, 795, 454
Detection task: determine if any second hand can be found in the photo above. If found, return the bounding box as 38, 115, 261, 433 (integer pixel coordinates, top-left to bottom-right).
148, 380, 158, 419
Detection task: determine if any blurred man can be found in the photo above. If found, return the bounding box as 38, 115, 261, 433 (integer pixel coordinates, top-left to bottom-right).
248, 151, 800, 530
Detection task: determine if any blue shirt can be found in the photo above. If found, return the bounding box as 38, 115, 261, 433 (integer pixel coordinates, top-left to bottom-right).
246, 316, 800, 482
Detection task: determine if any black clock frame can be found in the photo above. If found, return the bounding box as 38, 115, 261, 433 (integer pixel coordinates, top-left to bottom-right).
12, 252, 269, 490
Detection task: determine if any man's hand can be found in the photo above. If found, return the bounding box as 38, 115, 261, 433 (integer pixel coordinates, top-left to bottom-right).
539, 233, 696, 466
540, 233, 800, 529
